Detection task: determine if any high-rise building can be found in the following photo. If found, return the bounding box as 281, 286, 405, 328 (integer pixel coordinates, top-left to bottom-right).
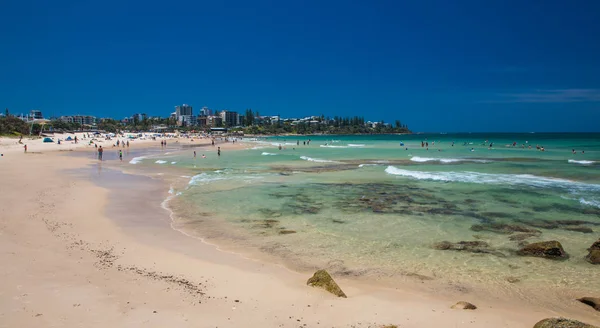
200, 106, 212, 116
220, 110, 239, 127
175, 104, 194, 126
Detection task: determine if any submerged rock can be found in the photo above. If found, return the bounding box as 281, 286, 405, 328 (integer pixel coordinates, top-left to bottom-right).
555, 220, 600, 226
432, 240, 505, 256
518, 219, 560, 230
517, 241, 568, 260
450, 301, 477, 310
306, 270, 347, 298
509, 232, 540, 241
533, 318, 598, 328
471, 223, 540, 235
563, 226, 593, 233
279, 230, 297, 235
577, 297, 600, 311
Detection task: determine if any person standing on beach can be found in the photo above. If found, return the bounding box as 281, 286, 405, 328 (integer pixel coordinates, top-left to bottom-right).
126, 140, 130, 147
217, 147, 221, 157
194, 151, 196, 158
98, 146, 103, 160
24, 144, 27, 153
119, 149, 123, 161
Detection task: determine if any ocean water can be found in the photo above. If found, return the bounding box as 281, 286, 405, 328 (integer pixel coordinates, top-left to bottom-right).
130, 133, 600, 300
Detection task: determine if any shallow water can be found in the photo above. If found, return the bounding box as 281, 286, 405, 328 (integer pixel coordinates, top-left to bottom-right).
129, 133, 600, 301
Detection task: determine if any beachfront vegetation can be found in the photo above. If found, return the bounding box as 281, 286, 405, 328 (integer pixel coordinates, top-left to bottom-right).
238, 113, 410, 135
0, 116, 30, 135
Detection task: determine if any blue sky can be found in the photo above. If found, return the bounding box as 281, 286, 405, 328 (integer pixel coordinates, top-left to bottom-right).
1, 0, 599, 132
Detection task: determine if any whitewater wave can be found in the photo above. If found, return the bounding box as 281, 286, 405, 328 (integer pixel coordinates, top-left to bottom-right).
320, 145, 349, 148
358, 164, 382, 168
129, 156, 146, 164
348, 144, 365, 147
171, 161, 177, 164
384, 166, 600, 192
155, 160, 168, 164
580, 198, 600, 208
568, 159, 596, 165
410, 156, 491, 164
300, 156, 338, 163
261, 152, 278, 156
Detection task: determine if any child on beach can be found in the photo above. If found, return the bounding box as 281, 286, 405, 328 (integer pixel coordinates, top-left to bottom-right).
119, 150, 123, 161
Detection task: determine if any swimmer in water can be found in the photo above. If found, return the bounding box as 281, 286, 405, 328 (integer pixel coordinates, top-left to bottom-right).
471, 148, 475, 152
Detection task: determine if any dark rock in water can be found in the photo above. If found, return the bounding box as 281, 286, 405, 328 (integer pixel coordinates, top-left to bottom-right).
516, 219, 559, 230
517, 241, 568, 260
450, 301, 477, 310
556, 220, 600, 226
254, 219, 280, 228
509, 233, 540, 241
433, 240, 489, 251
533, 318, 598, 328
582, 208, 600, 216
590, 240, 600, 251
481, 211, 515, 219
471, 223, 541, 235
279, 230, 297, 235
306, 270, 347, 298
563, 226, 593, 233
586, 239, 600, 264
586, 250, 600, 264
577, 297, 600, 311
432, 241, 505, 256
332, 219, 345, 224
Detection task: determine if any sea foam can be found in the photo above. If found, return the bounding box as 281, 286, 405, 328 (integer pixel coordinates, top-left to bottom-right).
384, 166, 600, 192
410, 156, 491, 163
568, 159, 596, 165
300, 156, 338, 163
129, 156, 146, 164
261, 152, 278, 156
155, 160, 168, 164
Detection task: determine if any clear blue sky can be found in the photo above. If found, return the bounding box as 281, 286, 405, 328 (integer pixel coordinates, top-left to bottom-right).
1, 0, 599, 132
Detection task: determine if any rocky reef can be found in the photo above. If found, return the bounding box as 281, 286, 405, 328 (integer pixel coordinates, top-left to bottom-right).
533, 318, 598, 328
432, 240, 505, 257
517, 241, 568, 260
585, 239, 600, 264
471, 223, 540, 235
306, 269, 347, 298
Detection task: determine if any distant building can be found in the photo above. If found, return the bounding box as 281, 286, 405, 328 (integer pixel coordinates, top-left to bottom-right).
220, 110, 239, 127
60, 115, 97, 126
132, 113, 147, 121
197, 116, 208, 127
200, 106, 212, 116
175, 104, 194, 126
30, 110, 43, 120
208, 116, 222, 127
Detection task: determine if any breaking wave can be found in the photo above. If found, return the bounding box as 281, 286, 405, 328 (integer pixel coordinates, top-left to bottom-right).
410, 156, 491, 164
384, 166, 600, 192
568, 159, 596, 165
300, 156, 338, 163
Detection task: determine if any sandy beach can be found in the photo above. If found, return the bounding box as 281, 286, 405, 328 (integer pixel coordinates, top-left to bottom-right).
1, 137, 599, 328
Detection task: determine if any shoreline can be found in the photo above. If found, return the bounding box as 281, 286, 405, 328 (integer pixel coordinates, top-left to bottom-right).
1, 143, 599, 327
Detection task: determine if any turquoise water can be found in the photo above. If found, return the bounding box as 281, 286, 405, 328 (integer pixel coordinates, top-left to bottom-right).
131, 133, 600, 299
